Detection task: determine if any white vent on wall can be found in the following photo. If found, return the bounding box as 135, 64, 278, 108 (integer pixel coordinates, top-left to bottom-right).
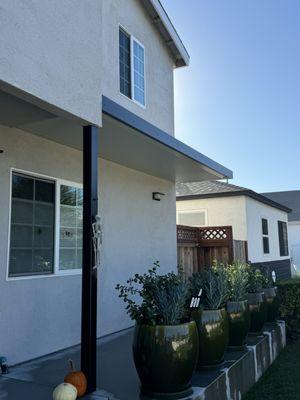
177, 210, 207, 227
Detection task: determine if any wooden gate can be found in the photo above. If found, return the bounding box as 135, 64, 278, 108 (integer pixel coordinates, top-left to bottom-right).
177, 225, 248, 279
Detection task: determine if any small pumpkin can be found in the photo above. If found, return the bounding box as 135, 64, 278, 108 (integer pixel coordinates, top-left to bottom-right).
53, 382, 77, 400
64, 359, 87, 397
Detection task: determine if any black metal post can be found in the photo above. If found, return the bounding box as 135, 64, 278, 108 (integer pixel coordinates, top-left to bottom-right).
81, 125, 99, 393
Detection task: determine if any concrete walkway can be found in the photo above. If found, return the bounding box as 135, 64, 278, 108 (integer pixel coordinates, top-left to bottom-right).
0, 328, 138, 400
0, 322, 286, 400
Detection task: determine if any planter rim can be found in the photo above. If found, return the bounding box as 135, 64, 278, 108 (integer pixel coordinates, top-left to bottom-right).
263, 287, 277, 293
247, 291, 264, 296
200, 307, 226, 313
136, 320, 196, 329
227, 300, 248, 305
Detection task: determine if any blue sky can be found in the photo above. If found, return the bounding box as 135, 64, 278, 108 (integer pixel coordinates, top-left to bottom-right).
162, 0, 300, 193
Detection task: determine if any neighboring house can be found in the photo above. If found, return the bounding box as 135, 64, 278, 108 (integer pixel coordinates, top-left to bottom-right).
0, 0, 232, 368
176, 181, 292, 279
263, 190, 300, 275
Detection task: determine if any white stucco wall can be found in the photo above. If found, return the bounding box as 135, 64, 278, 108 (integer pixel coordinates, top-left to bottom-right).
101, 0, 175, 134
245, 197, 289, 263
0, 0, 175, 133
176, 196, 248, 241
0, 126, 177, 365
0, 0, 103, 126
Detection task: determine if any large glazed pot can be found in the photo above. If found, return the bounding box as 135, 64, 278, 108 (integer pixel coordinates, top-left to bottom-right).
226, 300, 250, 349
133, 321, 199, 399
264, 287, 279, 322
247, 292, 267, 334
192, 308, 229, 368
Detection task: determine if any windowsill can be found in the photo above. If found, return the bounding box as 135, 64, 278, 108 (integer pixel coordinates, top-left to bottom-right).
119, 90, 146, 110
6, 269, 82, 282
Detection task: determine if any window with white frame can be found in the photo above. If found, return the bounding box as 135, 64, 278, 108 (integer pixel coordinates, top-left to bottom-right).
59, 185, 83, 271
177, 210, 207, 227
278, 220, 289, 257
262, 218, 270, 254
8, 171, 83, 278
119, 27, 145, 106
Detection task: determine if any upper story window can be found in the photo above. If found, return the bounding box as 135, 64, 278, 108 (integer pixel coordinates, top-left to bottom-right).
278, 221, 289, 256
262, 218, 270, 254
9, 171, 83, 278
119, 27, 145, 107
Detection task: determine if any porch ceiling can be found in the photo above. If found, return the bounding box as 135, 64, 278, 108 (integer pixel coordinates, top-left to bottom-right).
0, 90, 232, 183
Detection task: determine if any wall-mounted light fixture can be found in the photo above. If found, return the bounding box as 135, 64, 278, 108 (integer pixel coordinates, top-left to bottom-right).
152, 192, 165, 201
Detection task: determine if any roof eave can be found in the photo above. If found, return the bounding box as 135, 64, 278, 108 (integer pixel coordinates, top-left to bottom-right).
141, 0, 190, 68
177, 190, 292, 213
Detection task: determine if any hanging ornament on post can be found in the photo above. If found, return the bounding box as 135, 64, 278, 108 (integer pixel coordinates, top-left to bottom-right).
92, 215, 102, 270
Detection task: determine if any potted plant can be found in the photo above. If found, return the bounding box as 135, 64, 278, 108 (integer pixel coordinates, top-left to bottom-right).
261, 267, 279, 323
116, 262, 199, 399
246, 266, 267, 334
226, 262, 250, 350
189, 264, 229, 368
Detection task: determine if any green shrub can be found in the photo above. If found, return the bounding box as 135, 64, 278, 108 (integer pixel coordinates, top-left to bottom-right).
227, 261, 249, 301
116, 262, 189, 325
247, 265, 265, 293
277, 278, 300, 342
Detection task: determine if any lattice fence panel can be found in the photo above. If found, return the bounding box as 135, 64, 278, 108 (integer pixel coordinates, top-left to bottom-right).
199, 227, 230, 241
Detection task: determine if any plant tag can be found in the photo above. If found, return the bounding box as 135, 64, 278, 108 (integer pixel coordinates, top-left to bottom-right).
190, 289, 202, 309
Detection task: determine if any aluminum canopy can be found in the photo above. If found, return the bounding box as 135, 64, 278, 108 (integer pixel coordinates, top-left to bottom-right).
0, 90, 232, 183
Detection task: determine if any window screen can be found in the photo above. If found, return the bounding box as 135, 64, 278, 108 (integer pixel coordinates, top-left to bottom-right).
59, 185, 83, 270
9, 173, 55, 277
177, 211, 206, 227
133, 40, 145, 106
261, 218, 270, 254
262, 218, 268, 235
119, 28, 131, 98
278, 221, 289, 256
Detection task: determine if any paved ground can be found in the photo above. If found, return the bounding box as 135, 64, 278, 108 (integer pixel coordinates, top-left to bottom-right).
0, 327, 232, 400
0, 328, 138, 400
0, 324, 284, 400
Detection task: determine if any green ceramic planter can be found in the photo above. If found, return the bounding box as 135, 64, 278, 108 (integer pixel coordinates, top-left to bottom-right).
133, 321, 199, 399
226, 300, 250, 349
264, 287, 279, 322
192, 308, 229, 368
247, 292, 267, 334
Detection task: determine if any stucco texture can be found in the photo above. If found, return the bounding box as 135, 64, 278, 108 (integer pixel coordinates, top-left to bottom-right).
176, 196, 248, 241
176, 196, 290, 264
101, 0, 175, 135
0, 126, 177, 365
0, 0, 103, 125
245, 197, 290, 263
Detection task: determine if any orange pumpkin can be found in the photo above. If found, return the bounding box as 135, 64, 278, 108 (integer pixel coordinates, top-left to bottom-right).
64, 359, 87, 398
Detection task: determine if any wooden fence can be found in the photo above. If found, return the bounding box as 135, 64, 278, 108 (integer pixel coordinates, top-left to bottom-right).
177, 225, 248, 279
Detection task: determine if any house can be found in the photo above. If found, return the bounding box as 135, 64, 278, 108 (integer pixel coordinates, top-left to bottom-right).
0, 0, 232, 385
263, 190, 300, 275
176, 181, 292, 279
